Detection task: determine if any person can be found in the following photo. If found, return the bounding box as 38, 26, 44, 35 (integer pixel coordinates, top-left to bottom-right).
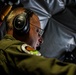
0, 7, 76, 75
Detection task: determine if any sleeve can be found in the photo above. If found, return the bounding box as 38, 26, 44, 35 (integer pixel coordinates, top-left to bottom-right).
4, 44, 76, 75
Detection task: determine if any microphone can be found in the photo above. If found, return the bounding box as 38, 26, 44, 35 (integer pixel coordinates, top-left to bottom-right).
36, 46, 41, 51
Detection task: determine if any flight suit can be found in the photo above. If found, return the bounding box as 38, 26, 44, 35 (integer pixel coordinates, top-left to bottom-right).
0, 34, 76, 75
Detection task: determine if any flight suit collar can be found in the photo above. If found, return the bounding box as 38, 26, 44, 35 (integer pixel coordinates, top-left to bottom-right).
3, 34, 16, 40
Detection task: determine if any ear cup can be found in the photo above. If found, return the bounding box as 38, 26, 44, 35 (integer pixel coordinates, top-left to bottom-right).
13, 12, 30, 36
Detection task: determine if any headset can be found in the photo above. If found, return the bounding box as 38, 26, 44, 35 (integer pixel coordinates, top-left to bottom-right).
0, 1, 33, 36
13, 9, 33, 36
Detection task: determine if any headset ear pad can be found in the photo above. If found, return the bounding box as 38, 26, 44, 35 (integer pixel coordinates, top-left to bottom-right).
13, 12, 30, 36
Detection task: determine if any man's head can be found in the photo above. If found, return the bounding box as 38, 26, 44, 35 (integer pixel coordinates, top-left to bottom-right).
6, 7, 43, 49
